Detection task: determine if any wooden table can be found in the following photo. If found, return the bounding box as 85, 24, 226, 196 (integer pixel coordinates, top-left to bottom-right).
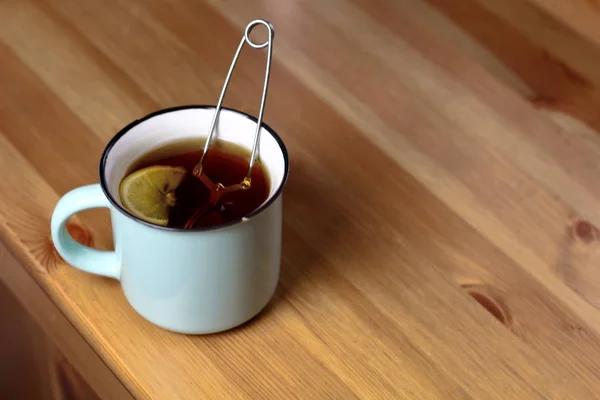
1, 0, 600, 398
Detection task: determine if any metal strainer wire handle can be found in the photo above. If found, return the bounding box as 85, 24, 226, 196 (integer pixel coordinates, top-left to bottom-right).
184, 19, 274, 229
192, 19, 274, 191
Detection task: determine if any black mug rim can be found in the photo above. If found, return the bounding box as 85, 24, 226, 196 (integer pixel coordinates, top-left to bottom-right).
99, 105, 290, 233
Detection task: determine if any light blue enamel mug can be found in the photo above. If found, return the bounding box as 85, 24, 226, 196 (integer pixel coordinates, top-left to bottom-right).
51, 106, 289, 334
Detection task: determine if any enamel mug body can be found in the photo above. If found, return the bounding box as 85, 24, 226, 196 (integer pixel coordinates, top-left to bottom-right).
51, 106, 289, 334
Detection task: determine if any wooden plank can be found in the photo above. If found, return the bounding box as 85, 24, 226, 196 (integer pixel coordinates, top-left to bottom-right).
0, 272, 105, 400
525, 0, 600, 50
0, 196, 134, 400
0, 281, 47, 399
421, 0, 600, 143
206, 0, 600, 325
1, 0, 600, 398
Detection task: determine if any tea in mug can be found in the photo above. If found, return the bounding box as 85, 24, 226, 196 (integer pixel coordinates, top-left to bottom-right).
119, 138, 270, 229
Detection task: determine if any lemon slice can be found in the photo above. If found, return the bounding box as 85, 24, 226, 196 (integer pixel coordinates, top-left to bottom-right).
119, 165, 187, 226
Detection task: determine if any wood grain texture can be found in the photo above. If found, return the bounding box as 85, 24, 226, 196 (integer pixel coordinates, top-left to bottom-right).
0, 241, 134, 400
0, 279, 103, 400
1, 0, 600, 398
0, 281, 46, 399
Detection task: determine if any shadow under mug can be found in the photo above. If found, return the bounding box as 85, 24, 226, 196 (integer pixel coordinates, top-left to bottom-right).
51, 106, 289, 334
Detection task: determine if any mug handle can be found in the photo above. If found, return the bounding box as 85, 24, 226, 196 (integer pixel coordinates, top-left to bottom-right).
51, 184, 120, 280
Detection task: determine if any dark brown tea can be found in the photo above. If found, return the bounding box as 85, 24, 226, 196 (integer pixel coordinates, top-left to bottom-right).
122, 138, 270, 229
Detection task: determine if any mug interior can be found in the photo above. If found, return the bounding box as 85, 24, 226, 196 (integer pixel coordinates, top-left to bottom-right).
100, 106, 288, 229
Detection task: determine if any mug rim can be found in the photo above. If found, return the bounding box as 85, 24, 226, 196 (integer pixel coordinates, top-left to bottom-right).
99, 105, 290, 232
